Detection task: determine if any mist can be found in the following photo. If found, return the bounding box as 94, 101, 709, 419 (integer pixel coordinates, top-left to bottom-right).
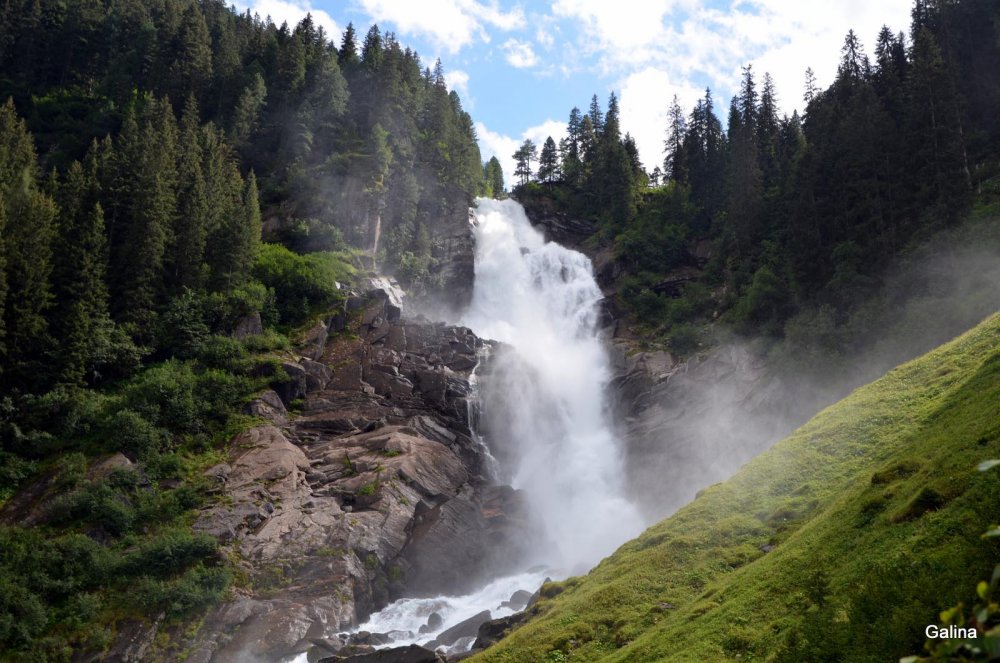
617, 214, 1000, 521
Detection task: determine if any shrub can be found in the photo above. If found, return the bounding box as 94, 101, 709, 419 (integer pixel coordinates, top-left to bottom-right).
123, 362, 200, 433
134, 566, 230, 618
119, 529, 218, 578
106, 409, 167, 459
157, 289, 211, 359
253, 243, 351, 325
196, 336, 251, 373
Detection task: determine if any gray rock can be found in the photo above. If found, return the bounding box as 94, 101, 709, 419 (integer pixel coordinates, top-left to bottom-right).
432, 610, 491, 648
498, 589, 533, 611
472, 612, 526, 650
233, 312, 263, 339
322, 644, 443, 663
418, 611, 443, 634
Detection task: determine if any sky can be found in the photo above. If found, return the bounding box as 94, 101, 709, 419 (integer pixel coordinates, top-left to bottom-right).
233, 0, 914, 185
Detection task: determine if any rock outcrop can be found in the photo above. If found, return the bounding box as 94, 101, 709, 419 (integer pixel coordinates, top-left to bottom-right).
425, 206, 476, 314
153, 289, 532, 663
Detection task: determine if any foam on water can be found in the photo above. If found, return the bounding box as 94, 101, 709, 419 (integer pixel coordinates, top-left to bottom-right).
462, 197, 644, 570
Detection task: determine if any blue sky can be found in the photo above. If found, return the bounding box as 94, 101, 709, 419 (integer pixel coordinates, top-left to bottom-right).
234, 0, 914, 184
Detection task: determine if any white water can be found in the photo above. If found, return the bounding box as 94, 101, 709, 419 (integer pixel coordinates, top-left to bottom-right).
461, 197, 644, 571
288, 199, 644, 661
286, 570, 548, 662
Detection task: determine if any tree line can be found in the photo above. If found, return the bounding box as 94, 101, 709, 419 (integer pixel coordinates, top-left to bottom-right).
513, 0, 999, 347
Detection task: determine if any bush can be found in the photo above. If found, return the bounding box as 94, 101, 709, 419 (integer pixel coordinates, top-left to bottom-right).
106, 409, 167, 459
253, 243, 352, 325
134, 565, 229, 618
47, 483, 136, 537
196, 335, 251, 373
120, 529, 218, 578
157, 289, 211, 359
0, 452, 36, 502
123, 362, 199, 433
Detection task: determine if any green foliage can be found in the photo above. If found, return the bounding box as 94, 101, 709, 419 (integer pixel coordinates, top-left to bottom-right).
253, 243, 352, 325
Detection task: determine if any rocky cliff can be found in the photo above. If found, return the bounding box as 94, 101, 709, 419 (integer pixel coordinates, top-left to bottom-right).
114, 289, 534, 663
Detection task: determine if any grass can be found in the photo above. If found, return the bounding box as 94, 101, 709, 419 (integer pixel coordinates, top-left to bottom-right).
470, 312, 1000, 663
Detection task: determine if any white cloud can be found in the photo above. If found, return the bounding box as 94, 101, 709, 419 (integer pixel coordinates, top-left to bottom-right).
504, 39, 539, 68
444, 69, 472, 105
476, 120, 567, 187
547, 0, 912, 119
535, 26, 555, 48
618, 67, 702, 173
235, 0, 340, 39
357, 0, 525, 53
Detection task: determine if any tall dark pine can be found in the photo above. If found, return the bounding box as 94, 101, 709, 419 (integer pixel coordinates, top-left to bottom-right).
664, 94, 687, 182
905, 27, 970, 222
170, 96, 210, 292
0, 99, 54, 388
111, 97, 178, 332
538, 136, 560, 185
51, 157, 113, 385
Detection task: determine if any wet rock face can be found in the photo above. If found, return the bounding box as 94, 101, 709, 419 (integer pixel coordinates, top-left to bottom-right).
607, 340, 799, 522
171, 290, 533, 663
425, 206, 476, 314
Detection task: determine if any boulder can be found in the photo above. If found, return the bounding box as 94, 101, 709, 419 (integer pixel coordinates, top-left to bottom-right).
498, 589, 533, 611
275, 361, 308, 405
246, 389, 289, 426
418, 611, 443, 634
472, 612, 526, 650
430, 610, 491, 648
233, 312, 263, 339
322, 644, 443, 663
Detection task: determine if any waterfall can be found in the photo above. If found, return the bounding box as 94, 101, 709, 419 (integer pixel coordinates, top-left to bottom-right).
461, 197, 643, 572
287, 199, 645, 661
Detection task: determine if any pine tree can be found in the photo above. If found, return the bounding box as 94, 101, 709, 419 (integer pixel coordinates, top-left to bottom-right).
906, 27, 970, 221
339, 22, 360, 67
538, 136, 560, 185
111, 97, 178, 330
0, 99, 54, 388
804, 67, 819, 104
838, 30, 870, 83
51, 159, 113, 385
562, 107, 584, 186
588, 94, 604, 135
664, 94, 687, 182
168, 3, 213, 102
170, 95, 209, 291
231, 72, 267, 143
513, 139, 537, 186
590, 92, 635, 227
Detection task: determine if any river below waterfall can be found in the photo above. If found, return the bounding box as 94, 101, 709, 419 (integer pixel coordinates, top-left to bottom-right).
289, 198, 643, 661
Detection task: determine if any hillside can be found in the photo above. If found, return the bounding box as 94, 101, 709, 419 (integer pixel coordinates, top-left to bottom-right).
469, 312, 1000, 662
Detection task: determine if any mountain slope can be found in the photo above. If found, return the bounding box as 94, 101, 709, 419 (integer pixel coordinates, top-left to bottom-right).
471, 312, 1000, 662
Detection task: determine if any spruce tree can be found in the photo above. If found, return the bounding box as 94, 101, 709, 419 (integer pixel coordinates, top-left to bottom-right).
538, 136, 560, 185
52, 159, 112, 385
111, 97, 178, 331
170, 95, 209, 292
0, 99, 54, 388
664, 94, 687, 182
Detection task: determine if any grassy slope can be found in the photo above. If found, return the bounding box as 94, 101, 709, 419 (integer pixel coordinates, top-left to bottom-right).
472, 313, 1000, 663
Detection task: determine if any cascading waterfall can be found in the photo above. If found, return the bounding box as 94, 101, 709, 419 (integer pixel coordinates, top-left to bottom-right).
294, 198, 644, 660
462, 198, 643, 571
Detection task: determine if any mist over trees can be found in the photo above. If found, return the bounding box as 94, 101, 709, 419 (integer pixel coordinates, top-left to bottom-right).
515, 0, 1000, 353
